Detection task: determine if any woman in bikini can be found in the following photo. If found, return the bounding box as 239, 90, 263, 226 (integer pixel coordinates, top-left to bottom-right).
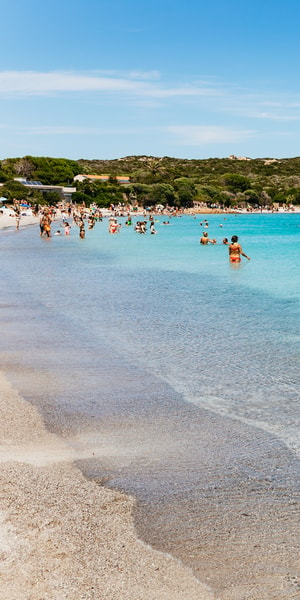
228, 235, 250, 262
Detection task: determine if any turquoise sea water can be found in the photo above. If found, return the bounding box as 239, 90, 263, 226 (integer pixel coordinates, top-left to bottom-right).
0, 213, 299, 598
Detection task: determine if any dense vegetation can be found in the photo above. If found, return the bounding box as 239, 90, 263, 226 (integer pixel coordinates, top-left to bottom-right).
1, 154, 300, 208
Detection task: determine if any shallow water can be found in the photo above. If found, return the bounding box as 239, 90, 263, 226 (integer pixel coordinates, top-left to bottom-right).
0, 213, 299, 598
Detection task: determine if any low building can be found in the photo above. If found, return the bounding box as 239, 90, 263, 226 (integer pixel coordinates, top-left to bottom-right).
14, 178, 76, 202
228, 155, 251, 161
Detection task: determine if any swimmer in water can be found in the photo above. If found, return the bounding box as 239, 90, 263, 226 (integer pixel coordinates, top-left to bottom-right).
228, 235, 250, 262
200, 232, 215, 245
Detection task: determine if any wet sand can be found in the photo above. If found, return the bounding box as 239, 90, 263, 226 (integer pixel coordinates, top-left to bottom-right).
73, 401, 300, 600
0, 372, 214, 600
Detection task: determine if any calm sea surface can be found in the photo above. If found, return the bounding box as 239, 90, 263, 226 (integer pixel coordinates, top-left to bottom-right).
0, 213, 299, 598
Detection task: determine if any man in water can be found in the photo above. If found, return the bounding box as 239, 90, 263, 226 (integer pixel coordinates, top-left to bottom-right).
200, 232, 216, 245
228, 235, 250, 262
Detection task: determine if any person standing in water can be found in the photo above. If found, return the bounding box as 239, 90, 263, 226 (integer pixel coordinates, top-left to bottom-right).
150, 220, 157, 234
228, 235, 250, 262
42, 212, 52, 237
15, 208, 21, 230
79, 220, 85, 239
200, 232, 216, 245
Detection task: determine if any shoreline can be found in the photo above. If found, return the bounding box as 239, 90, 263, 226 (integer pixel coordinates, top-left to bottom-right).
1, 211, 299, 598
0, 213, 40, 230
0, 206, 299, 233
0, 371, 214, 600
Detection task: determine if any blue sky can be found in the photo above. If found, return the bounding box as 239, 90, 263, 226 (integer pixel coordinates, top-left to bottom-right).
1, 0, 300, 160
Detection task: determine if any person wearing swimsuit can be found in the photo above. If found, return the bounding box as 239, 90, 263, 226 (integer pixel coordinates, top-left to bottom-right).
228, 235, 250, 262
200, 231, 216, 245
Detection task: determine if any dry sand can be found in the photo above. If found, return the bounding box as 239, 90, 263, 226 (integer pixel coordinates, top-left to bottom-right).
0, 212, 39, 230
0, 372, 215, 600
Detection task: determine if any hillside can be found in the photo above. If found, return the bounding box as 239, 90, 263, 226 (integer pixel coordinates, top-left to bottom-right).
1, 154, 300, 207
77, 155, 300, 188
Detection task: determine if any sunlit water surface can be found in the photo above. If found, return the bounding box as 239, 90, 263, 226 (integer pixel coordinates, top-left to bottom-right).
0, 213, 299, 598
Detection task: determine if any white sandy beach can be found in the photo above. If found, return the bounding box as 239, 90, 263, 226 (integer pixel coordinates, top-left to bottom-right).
0, 211, 40, 230
0, 375, 216, 600
0, 207, 217, 598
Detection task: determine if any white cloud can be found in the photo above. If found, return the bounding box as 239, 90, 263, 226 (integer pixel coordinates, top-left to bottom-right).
0, 71, 141, 94
10, 125, 156, 136
221, 93, 300, 122
7, 123, 258, 144
143, 86, 223, 98
167, 126, 257, 145
2, 70, 300, 131
0, 70, 223, 99
126, 70, 161, 80
262, 101, 300, 108
254, 112, 300, 121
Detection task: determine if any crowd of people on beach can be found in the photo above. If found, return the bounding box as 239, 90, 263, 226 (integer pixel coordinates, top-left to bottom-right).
2, 198, 251, 263
38, 202, 163, 240
39, 203, 105, 239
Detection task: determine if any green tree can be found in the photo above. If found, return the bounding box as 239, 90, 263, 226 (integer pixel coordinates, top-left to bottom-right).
44, 191, 61, 205
272, 191, 287, 204
174, 177, 197, 207
14, 157, 34, 179
283, 187, 300, 205
24, 156, 81, 185
148, 183, 176, 206
72, 191, 92, 205
75, 179, 124, 207
144, 157, 165, 179
0, 180, 29, 200
242, 189, 261, 206
0, 170, 9, 183
28, 189, 45, 205
128, 183, 151, 207
223, 173, 252, 194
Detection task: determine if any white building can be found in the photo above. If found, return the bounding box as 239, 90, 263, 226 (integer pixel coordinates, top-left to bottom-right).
14, 178, 76, 202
